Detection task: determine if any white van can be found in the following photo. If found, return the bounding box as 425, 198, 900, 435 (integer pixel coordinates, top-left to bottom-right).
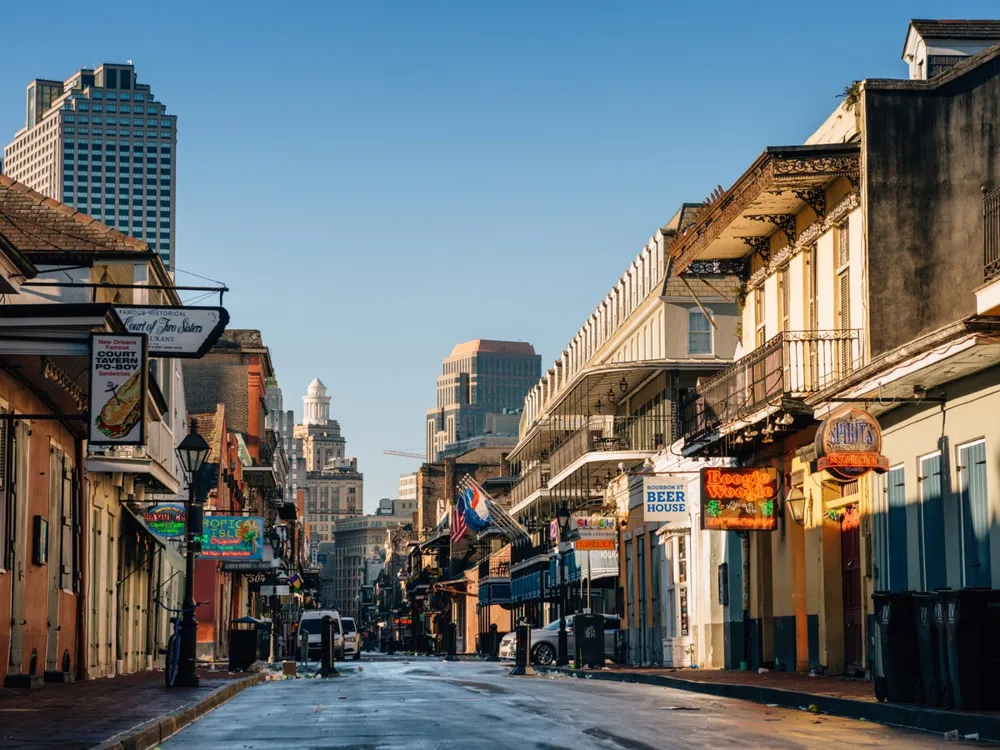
298, 610, 344, 661
341, 616, 360, 660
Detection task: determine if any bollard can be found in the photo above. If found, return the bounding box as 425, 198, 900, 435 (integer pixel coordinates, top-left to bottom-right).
319, 615, 340, 677
446, 622, 459, 661
486, 623, 499, 662
508, 618, 536, 676
299, 628, 310, 665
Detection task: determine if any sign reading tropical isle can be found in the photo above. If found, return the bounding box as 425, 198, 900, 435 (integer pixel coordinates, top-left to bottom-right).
700, 467, 778, 531
198, 515, 264, 561
813, 407, 890, 482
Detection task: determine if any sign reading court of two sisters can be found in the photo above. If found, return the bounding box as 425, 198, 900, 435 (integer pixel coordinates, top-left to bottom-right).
89, 333, 147, 446
113, 305, 230, 358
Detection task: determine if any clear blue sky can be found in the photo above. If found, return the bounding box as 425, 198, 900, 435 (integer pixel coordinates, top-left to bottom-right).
2, 1, 997, 507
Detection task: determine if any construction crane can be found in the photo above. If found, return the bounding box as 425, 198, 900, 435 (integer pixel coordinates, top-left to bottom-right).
382, 449, 425, 459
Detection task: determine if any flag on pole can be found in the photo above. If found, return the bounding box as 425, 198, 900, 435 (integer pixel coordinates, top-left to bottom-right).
288, 572, 302, 590
451, 494, 468, 544
461, 481, 492, 532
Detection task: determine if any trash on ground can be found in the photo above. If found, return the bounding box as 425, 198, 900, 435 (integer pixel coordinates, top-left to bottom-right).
758, 667, 769, 674
944, 730, 959, 740
765, 703, 779, 707
808, 704, 819, 713
662, 706, 700, 711
965, 734, 980, 741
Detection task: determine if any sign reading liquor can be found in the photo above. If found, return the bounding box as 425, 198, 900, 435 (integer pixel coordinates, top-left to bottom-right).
88, 333, 147, 446
571, 515, 617, 551
114, 305, 229, 358
198, 515, 264, 561
642, 477, 689, 523
813, 407, 890, 482
144, 504, 186, 538
700, 468, 778, 531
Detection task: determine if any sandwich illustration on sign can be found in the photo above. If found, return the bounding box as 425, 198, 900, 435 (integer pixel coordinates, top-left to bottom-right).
96, 370, 143, 439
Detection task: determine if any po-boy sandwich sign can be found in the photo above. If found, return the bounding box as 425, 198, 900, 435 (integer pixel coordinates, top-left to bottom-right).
89, 333, 147, 446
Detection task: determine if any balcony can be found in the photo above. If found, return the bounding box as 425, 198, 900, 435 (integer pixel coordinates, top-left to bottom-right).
86, 418, 179, 493
478, 549, 511, 581
549, 415, 669, 478
510, 462, 549, 508
682, 329, 863, 441
977, 187, 1000, 314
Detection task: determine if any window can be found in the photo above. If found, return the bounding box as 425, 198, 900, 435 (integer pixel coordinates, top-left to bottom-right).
778, 266, 790, 333
688, 309, 713, 355
838, 218, 850, 267
884, 466, 908, 592
134, 93, 145, 102
919, 452, 947, 591
958, 440, 990, 587
754, 285, 766, 348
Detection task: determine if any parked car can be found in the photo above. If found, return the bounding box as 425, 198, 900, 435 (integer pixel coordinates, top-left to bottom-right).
341, 616, 361, 660
299, 610, 345, 660
499, 614, 620, 665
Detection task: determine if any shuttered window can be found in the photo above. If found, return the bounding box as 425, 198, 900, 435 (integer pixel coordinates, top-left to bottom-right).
755, 286, 766, 348
0, 410, 8, 571
885, 466, 908, 592
838, 217, 851, 266
919, 453, 947, 591
779, 267, 790, 333
958, 440, 990, 587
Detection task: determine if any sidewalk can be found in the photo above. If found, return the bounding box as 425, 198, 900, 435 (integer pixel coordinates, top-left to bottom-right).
0, 667, 261, 750
535, 664, 999, 742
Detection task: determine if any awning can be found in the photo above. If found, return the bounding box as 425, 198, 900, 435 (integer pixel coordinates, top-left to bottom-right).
121, 503, 185, 570
548, 548, 620, 585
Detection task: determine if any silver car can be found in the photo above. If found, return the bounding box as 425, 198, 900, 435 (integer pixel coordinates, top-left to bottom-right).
500, 614, 620, 665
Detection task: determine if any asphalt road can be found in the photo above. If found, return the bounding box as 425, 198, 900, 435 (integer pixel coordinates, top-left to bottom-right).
161, 657, 972, 749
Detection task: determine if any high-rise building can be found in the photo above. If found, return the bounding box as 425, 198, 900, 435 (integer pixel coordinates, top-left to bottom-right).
265, 378, 306, 507
2, 63, 177, 268
425, 340, 541, 461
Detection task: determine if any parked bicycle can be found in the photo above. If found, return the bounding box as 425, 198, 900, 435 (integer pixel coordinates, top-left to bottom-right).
153, 598, 205, 687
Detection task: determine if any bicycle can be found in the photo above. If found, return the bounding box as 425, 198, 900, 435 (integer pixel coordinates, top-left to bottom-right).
154, 598, 205, 687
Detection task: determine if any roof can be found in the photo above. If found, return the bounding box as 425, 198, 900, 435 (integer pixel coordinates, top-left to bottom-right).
190, 404, 225, 464
446, 339, 537, 359
910, 19, 1000, 40
664, 274, 741, 301
0, 175, 148, 253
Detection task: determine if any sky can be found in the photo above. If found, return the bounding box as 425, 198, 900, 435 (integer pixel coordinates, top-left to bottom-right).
2, 1, 998, 508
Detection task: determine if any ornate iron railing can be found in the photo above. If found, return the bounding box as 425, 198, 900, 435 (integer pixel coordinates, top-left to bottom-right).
985, 187, 1000, 283
478, 550, 511, 580
510, 462, 549, 506
681, 329, 864, 440
548, 415, 670, 477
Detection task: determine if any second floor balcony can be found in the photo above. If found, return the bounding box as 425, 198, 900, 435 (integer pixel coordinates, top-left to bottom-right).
682, 329, 863, 442
510, 461, 549, 507
478, 548, 511, 581
549, 415, 669, 479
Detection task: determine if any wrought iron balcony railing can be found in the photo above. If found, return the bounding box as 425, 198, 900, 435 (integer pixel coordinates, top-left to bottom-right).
549, 415, 670, 477
478, 551, 511, 580
985, 186, 1000, 283
681, 329, 863, 440
510, 462, 550, 506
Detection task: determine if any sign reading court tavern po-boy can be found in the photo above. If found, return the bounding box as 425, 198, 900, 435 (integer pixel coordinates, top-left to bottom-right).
113, 305, 229, 358
88, 333, 147, 446
812, 407, 890, 482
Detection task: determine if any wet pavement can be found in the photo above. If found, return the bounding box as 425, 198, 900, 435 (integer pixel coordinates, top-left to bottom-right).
161, 657, 975, 749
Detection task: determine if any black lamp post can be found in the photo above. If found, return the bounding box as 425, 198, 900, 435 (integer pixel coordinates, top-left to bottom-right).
174, 426, 209, 688
556, 502, 571, 666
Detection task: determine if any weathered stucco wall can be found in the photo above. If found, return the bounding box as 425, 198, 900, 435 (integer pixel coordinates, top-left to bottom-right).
864, 52, 1000, 356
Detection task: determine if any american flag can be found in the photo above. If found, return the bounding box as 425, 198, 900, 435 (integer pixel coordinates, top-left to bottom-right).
451, 500, 468, 544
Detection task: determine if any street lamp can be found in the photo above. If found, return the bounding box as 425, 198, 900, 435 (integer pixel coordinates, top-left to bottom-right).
556, 502, 572, 666
174, 425, 209, 688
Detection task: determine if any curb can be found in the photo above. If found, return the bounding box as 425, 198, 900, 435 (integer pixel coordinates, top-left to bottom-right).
534, 667, 1000, 742
90, 672, 265, 750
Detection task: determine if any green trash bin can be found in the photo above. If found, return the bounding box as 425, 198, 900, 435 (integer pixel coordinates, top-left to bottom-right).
872, 591, 918, 703
940, 588, 1000, 711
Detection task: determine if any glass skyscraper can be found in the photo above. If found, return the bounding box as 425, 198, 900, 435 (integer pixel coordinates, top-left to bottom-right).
2, 63, 177, 268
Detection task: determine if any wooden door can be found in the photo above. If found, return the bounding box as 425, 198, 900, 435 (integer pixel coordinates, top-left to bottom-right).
841, 506, 863, 676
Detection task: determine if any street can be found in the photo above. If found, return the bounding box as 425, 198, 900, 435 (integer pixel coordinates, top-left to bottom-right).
161, 658, 967, 749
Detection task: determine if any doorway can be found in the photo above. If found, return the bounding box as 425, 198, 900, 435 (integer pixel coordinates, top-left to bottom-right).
840, 505, 863, 676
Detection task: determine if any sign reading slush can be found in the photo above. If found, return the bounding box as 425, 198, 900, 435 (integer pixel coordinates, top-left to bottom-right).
642, 477, 688, 522
700, 467, 778, 531
570, 515, 616, 551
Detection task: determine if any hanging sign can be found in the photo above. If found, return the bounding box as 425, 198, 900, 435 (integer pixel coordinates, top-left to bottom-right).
571, 515, 616, 551
642, 477, 689, 522
114, 305, 229, 358
813, 408, 890, 481
88, 333, 146, 446
198, 515, 264, 561
700, 468, 778, 531
144, 503, 186, 538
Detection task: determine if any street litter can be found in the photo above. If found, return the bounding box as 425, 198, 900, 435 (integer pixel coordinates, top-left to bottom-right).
765, 703, 779, 707
965, 734, 980, 741
662, 706, 700, 711
944, 730, 959, 740
758, 667, 769, 674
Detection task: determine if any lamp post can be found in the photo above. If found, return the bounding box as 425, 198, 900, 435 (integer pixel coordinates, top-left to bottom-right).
556, 502, 571, 666
174, 425, 210, 688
